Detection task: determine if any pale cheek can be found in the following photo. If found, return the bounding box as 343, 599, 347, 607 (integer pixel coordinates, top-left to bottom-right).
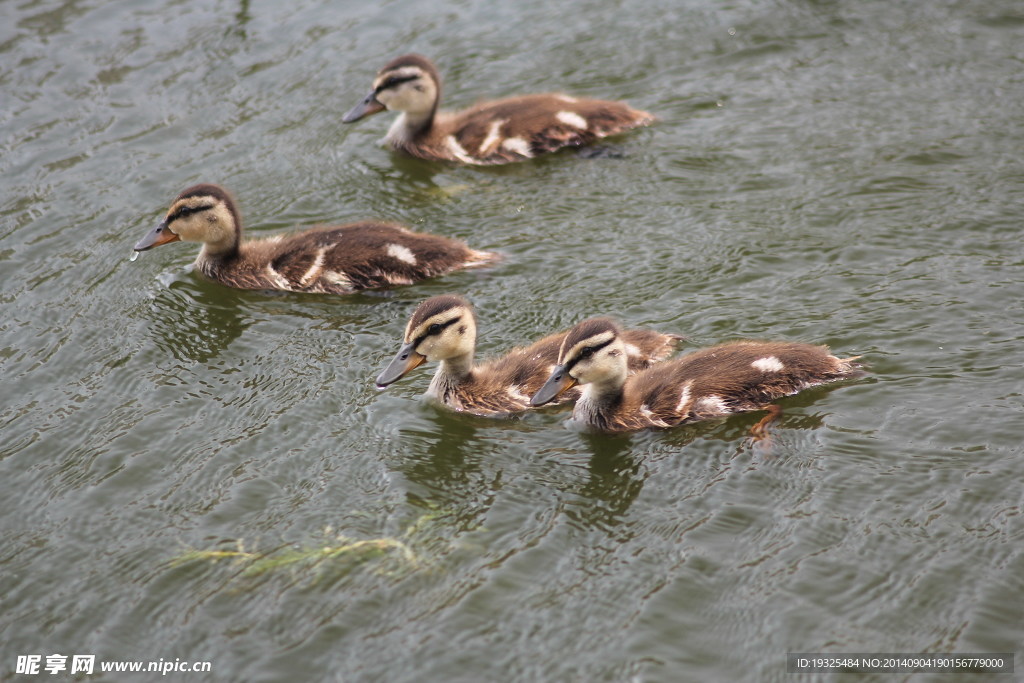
174, 218, 199, 241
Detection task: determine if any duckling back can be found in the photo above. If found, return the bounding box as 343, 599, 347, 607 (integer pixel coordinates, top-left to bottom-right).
610, 341, 861, 431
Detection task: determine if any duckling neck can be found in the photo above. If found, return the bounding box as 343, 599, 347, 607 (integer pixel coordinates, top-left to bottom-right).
386, 110, 436, 145
574, 380, 625, 427
194, 243, 241, 278
198, 242, 240, 261
196, 218, 242, 263
426, 354, 474, 401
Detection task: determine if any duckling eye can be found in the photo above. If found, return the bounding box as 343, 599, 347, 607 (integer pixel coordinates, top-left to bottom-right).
171, 204, 213, 221
579, 347, 595, 359
380, 74, 419, 91
427, 323, 443, 335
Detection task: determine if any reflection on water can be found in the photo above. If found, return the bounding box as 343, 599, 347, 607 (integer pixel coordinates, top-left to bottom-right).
146, 279, 255, 364
570, 433, 648, 531
233, 0, 252, 37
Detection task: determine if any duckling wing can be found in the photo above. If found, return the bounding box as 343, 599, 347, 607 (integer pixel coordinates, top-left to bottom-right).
644, 341, 861, 423
256, 222, 494, 294
473, 331, 571, 404
620, 329, 683, 371
449, 95, 654, 164
472, 324, 678, 401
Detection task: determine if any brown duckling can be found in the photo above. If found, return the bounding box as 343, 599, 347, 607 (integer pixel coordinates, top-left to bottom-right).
531, 317, 862, 433
342, 54, 655, 164
376, 295, 680, 416
133, 184, 497, 293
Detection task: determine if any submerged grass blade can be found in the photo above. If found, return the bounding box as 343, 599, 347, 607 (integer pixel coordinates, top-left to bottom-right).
170, 535, 421, 582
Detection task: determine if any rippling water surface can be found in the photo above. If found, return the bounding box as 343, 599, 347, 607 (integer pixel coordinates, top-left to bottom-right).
2, 0, 1023, 680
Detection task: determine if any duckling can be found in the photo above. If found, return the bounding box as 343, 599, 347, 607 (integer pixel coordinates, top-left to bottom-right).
133, 184, 497, 293
376, 295, 680, 416
342, 54, 655, 164
531, 317, 862, 433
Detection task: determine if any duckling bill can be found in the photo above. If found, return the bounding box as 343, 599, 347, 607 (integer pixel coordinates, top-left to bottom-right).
531, 317, 863, 433
343, 54, 655, 165
134, 184, 497, 294
375, 295, 681, 416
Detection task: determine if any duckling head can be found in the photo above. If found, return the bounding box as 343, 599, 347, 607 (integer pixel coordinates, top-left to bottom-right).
134, 184, 240, 257
343, 54, 440, 128
531, 317, 628, 407
376, 294, 477, 388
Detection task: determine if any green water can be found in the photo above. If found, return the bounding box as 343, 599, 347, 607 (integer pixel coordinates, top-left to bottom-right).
2, 0, 1023, 681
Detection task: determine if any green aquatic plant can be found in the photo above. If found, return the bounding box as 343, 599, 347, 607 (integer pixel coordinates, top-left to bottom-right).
168, 508, 455, 584
241, 537, 418, 577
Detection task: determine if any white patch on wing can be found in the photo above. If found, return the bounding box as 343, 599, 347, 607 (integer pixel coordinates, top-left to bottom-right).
675, 381, 693, 414
444, 135, 476, 163
752, 356, 785, 372
556, 95, 578, 103
386, 273, 414, 286
501, 137, 533, 157
639, 404, 668, 428
299, 247, 327, 286
506, 385, 531, 404
386, 243, 418, 265
696, 395, 730, 414
322, 270, 353, 290
264, 264, 292, 290
479, 119, 505, 156
623, 342, 641, 358
556, 111, 588, 130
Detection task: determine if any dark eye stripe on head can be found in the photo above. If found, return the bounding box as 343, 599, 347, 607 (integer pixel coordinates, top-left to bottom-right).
377, 74, 420, 93
416, 316, 460, 345
564, 337, 614, 371
170, 204, 213, 222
